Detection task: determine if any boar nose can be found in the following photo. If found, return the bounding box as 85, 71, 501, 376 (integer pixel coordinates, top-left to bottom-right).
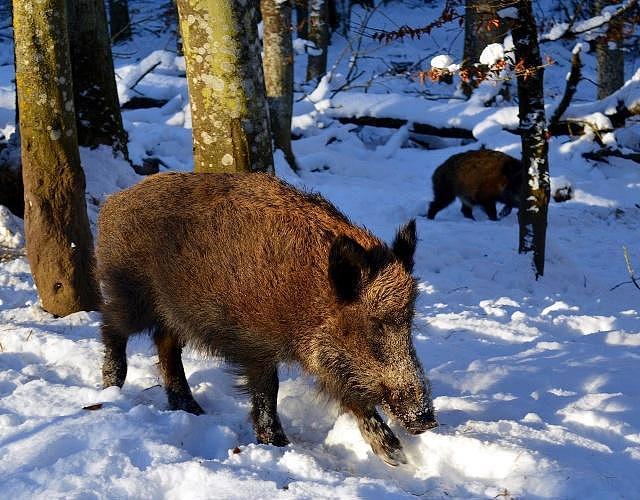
406, 411, 438, 435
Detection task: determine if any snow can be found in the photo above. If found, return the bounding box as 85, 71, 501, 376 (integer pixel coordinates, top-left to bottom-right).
430, 55, 453, 70
1, 0, 640, 498
479, 43, 504, 67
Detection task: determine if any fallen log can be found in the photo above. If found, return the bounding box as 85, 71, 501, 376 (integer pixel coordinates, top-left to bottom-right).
336, 116, 475, 139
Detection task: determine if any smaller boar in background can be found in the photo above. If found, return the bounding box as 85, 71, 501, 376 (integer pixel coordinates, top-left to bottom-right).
427, 150, 522, 221
96, 173, 437, 466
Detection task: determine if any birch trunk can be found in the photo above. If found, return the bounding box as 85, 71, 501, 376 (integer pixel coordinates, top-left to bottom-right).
306, 0, 329, 82
13, 0, 98, 315
261, 0, 298, 171
68, 0, 128, 158
512, 0, 550, 278
176, 0, 274, 173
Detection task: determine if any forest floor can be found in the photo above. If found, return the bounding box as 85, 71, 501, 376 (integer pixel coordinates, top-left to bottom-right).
1, 1, 640, 498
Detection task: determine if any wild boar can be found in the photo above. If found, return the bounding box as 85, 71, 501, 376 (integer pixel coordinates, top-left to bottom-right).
426, 149, 522, 221
96, 172, 436, 466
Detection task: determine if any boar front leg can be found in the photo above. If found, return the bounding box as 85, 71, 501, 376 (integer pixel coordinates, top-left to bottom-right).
245, 363, 289, 447
154, 329, 205, 415
352, 406, 407, 466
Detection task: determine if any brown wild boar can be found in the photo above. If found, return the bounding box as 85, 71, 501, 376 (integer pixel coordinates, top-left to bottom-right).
427, 149, 522, 221
97, 172, 436, 466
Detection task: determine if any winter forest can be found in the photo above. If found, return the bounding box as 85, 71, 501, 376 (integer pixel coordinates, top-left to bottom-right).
0, 0, 639, 497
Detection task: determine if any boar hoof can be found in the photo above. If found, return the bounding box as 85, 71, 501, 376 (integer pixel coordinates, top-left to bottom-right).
256, 428, 290, 447
372, 435, 407, 467
168, 393, 205, 415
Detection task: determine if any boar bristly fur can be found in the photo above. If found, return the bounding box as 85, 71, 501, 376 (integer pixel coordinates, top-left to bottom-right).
427, 150, 522, 221
97, 172, 436, 466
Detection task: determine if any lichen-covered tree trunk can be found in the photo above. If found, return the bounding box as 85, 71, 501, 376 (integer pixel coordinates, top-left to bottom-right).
295, 0, 309, 39
512, 0, 550, 279
594, 0, 624, 99
461, 0, 511, 97
108, 0, 132, 43
176, 0, 274, 173
261, 0, 298, 171
306, 0, 329, 82
13, 0, 99, 316
68, 0, 128, 158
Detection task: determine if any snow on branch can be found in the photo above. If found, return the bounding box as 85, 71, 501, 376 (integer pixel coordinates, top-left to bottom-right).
559, 67, 640, 131
540, 0, 638, 42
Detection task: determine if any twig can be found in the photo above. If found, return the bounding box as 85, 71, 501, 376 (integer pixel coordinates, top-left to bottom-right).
623, 246, 640, 290
130, 61, 162, 90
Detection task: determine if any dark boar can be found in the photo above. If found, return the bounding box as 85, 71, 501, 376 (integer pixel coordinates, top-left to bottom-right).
427, 150, 522, 221
97, 172, 436, 466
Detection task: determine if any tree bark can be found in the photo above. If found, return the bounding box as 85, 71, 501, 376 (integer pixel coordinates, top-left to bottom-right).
261, 0, 298, 171
594, 0, 624, 99
306, 0, 329, 82
462, 0, 511, 97
295, 0, 309, 39
108, 0, 132, 43
68, 0, 128, 158
512, 0, 550, 279
176, 0, 273, 173
13, 0, 99, 315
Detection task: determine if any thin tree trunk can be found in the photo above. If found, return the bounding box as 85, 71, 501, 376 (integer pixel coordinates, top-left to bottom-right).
13, 0, 99, 315
306, 0, 329, 82
332, 0, 350, 36
108, 0, 132, 43
261, 0, 298, 171
68, 0, 129, 158
512, 0, 550, 279
176, 0, 273, 173
295, 0, 309, 39
594, 0, 624, 98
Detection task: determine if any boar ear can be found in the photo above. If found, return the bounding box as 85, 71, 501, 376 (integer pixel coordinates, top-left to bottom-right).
329, 235, 368, 302
392, 219, 417, 273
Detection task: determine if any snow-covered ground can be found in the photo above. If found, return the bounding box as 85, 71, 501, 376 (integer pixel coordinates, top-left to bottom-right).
1, 1, 640, 498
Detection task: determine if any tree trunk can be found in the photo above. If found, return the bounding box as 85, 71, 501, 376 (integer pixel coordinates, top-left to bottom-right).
108, 0, 132, 43
261, 0, 298, 171
295, 0, 309, 39
13, 0, 99, 315
68, 0, 128, 158
512, 0, 550, 279
461, 0, 511, 97
306, 0, 329, 82
594, 0, 624, 98
176, 0, 274, 173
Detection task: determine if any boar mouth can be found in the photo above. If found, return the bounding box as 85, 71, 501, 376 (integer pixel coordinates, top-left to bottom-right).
404, 418, 438, 435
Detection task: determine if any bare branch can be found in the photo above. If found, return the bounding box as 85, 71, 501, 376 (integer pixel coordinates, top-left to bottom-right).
548, 45, 582, 131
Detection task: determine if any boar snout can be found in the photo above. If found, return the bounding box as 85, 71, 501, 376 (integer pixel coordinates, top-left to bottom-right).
404, 410, 438, 435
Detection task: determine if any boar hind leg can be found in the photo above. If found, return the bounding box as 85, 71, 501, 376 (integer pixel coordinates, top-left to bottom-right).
427, 191, 455, 220
353, 407, 407, 466
154, 329, 204, 415
246, 364, 289, 447
460, 202, 475, 220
